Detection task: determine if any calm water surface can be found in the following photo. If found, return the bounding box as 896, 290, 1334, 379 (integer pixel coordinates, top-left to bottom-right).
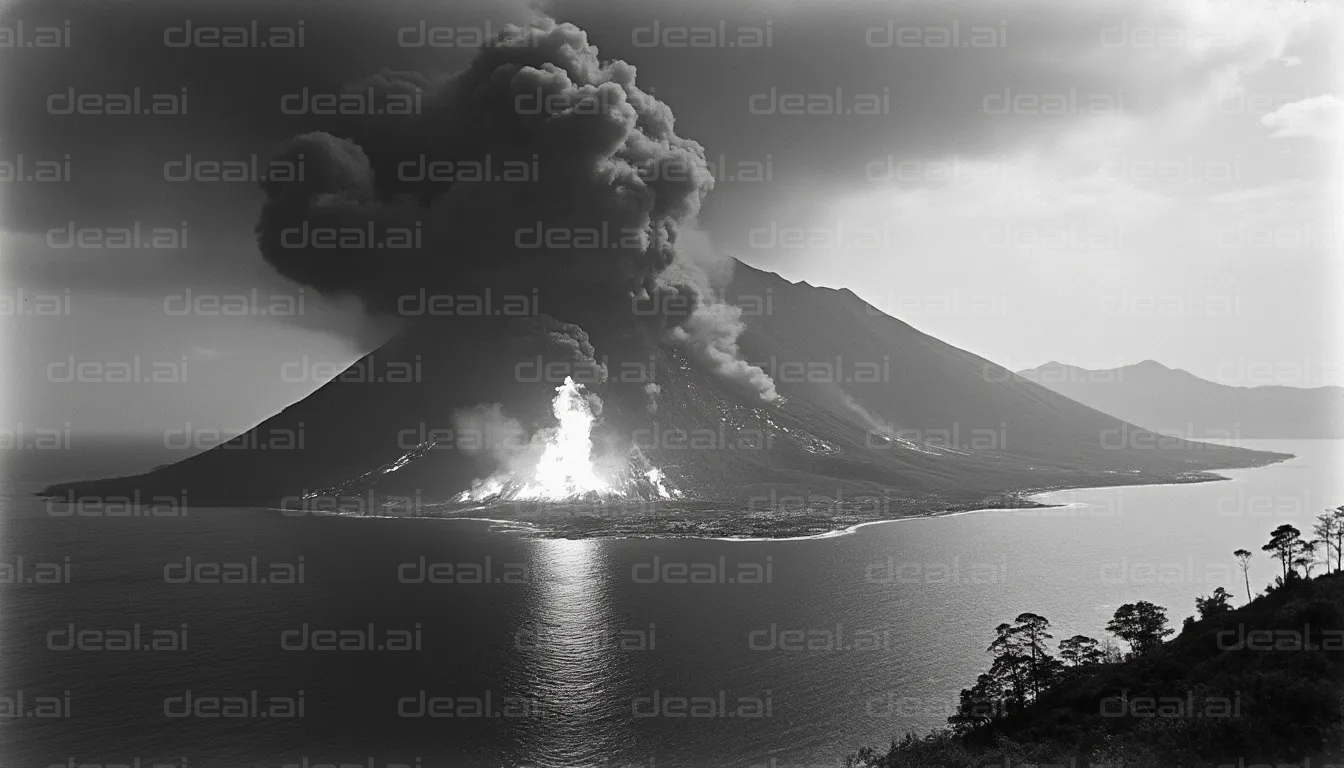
3, 439, 1340, 767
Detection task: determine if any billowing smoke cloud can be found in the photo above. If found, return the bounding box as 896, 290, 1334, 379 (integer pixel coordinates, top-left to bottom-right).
255, 17, 775, 400
451, 402, 530, 466
508, 313, 608, 383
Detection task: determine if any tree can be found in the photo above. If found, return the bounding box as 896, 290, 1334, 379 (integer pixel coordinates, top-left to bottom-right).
1294, 539, 1321, 578
1057, 635, 1105, 667
1334, 507, 1344, 572
1194, 587, 1234, 620
951, 612, 1062, 728
948, 672, 1009, 732
1313, 509, 1344, 573
987, 612, 1061, 700
1014, 612, 1063, 695
984, 640, 1029, 710
1106, 601, 1174, 656
1098, 636, 1125, 664
1262, 524, 1304, 581
1234, 549, 1253, 602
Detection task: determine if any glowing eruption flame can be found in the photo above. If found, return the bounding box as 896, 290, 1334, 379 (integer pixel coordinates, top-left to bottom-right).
456, 377, 630, 503
522, 377, 612, 499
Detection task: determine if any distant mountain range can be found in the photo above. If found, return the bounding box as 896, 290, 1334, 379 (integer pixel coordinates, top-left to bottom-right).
1017, 360, 1344, 439
45, 262, 1286, 525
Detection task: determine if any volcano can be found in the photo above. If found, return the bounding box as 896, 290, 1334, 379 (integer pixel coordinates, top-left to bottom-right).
38, 18, 1286, 536
42, 260, 1287, 535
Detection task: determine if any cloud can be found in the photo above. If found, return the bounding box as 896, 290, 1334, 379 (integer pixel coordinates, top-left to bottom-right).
1206, 180, 1314, 206
540, 0, 1334, 248
186, 346, 223, 361
1261, 95, 1343, 141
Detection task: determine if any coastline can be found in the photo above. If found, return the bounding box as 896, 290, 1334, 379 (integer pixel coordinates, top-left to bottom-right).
38, 446, 1297, 542
263, 455, 1294, 543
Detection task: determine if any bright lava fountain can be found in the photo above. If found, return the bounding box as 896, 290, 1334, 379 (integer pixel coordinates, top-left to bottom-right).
455, 377, 676, 503
520, 377, 611, 499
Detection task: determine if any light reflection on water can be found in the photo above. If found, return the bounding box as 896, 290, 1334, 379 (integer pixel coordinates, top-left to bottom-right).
514, 538, 632, 766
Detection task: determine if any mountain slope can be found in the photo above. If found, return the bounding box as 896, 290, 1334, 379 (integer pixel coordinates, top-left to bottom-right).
43, 262, 1287, 520
1018, 360, 1344, 438
854, 572, 1344, 766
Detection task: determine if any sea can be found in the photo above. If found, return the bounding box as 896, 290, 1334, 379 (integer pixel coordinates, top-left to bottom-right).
2, 437, 1340, 768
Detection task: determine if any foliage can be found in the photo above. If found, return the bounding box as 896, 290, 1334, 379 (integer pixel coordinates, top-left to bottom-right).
1194, 587, 1234, 620
1313, 507, 1344, 573
849, 572, 1344, 767
1234, 548, 1254, 602
1058, 634, 1105, 668
848, 526, 1344, 768
1263, 524, 1305, 581
950, 613, 1063, 730
1106, 600, 1174, 655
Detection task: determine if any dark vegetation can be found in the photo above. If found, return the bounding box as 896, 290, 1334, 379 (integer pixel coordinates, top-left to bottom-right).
850, 511, 1344, 767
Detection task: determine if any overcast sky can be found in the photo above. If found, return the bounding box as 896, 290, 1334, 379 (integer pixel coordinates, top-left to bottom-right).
2, 0, 1340, 434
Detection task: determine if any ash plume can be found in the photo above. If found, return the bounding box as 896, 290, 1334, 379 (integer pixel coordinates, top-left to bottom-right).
254, 17, 774, 401
508, 313, 608, 384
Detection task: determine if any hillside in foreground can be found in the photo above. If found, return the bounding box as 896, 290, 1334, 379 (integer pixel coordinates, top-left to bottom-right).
852, 572, 1344, 767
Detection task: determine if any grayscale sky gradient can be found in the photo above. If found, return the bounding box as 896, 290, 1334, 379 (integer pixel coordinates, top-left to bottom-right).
2, 0, 1340, 433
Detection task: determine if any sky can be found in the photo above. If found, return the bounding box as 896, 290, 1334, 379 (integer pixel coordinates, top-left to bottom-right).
1, 0, 1341, 435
